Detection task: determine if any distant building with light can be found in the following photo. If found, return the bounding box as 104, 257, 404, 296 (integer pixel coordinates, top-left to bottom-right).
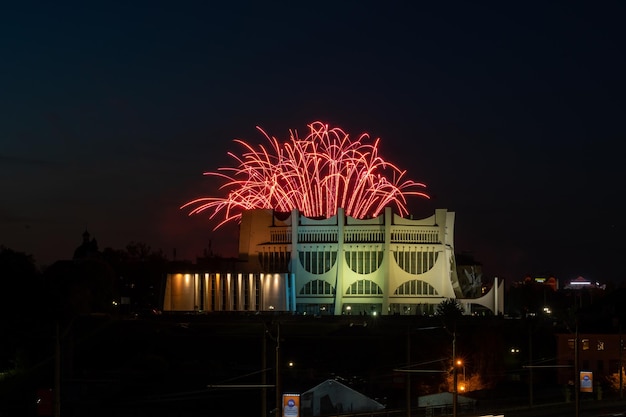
564, 276, 605, 290
163, 207, 504, 316
555, 333, 625, 389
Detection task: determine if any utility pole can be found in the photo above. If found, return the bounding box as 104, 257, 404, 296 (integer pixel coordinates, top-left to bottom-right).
275, 322, 281, 416
452, 331, 457, 417
575, 319, 579, 417
54, 321, 61, 417
406, 327, 411, 417
618, 323, 624, 400
529, 323, 533, 408
262, 326, 267, 417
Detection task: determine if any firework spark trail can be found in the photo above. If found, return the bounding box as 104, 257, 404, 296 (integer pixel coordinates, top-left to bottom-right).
182, 121, 429, 229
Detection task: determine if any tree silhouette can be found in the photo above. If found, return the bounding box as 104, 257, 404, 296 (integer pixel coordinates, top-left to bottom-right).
436, 298, 464, 326
101, 242, 168, 314
0, 246, 41, 318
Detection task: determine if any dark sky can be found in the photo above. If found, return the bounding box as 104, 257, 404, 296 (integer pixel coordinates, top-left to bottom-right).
1, 1, 624, 283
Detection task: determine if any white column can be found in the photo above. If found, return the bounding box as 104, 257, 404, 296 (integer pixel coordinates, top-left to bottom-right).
259, 273, 265, 310
290, 209, 299, 312
290, 273, 296, 312
215, 273, 222, 311
237, 273, 244, 311
284, 273, 291, 311
226, 273, 232, 311
382, 207, 392, 315
494, 277, 499, 316
334, 208, 345, 315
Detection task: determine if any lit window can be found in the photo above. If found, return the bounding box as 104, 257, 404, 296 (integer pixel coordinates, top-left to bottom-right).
582, 339, 590, 351
597, 340, 605, 351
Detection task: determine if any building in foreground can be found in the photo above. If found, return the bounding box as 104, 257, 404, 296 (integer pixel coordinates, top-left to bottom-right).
556, 332, 626, 392
163, 207, 503, 315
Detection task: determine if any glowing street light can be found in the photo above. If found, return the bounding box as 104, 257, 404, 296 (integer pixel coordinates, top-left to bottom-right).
455, 358, 466, 393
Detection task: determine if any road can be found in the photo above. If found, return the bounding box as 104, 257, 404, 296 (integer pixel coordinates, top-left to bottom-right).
477, 399, 626, 417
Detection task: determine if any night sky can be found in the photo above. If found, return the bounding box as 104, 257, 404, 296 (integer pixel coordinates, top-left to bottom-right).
1, 1, 624, 284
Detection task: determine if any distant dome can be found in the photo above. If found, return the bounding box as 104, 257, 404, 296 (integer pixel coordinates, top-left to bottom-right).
73, 230, 100, 260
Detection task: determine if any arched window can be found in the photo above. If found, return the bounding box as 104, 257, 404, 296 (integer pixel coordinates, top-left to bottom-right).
298, 250, 337, 274
393, 247, 438, 274
393, 279, 438, 296
344, 250, 383, 274
300, 279, 335, 295
346, 279, 383, 295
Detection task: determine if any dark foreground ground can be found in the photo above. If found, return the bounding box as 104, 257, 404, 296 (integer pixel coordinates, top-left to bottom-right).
1, 313, 624, 416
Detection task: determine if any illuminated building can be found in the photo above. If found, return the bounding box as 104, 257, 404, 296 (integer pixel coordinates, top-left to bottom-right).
163, 207, 504, 315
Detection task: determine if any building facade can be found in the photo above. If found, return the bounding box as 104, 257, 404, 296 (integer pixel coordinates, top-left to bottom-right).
163, 208, 504, 315
556, 333, 626, 391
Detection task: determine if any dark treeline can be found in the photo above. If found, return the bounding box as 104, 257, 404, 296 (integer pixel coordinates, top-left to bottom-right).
3, 242, 626, 416
0, 239, 169, 416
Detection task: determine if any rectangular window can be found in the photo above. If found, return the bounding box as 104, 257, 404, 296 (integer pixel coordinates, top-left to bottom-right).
582, 339, 590, 351
312, 252, 318, 274
597, 340, 605, 351
568, 339, 575, 350
417, 252, 423, 273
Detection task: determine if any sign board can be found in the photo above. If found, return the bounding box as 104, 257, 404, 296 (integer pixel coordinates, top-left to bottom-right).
580, 371, 593, 392
283, 393, 300, 417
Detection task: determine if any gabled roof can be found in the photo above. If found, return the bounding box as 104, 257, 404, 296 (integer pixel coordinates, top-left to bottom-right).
417, 392, 476, 407
302, 379, 385, 414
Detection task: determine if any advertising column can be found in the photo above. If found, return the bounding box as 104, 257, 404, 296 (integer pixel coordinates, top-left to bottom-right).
580, 371, 593, 393
283, 393, 300, 417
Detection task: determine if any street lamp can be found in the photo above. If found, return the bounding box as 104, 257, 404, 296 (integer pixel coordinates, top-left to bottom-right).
263, 321, 281, 416
455, 359, 466, 392
399, 325, 460, 417
276, 322, 281, 416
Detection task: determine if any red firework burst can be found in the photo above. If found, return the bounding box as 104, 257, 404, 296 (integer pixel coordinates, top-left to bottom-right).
182, 121, 429, 229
